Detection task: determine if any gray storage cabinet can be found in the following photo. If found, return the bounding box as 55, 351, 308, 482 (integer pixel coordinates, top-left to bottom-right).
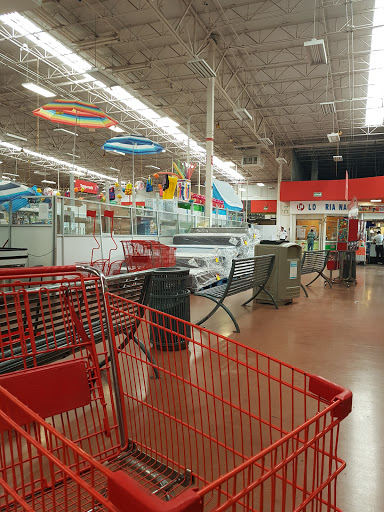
254, 242, 302, 305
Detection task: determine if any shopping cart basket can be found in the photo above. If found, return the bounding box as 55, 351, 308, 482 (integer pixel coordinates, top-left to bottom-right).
122, 240, 176, 272
0, 265, 156, 376
0, 265, 352, 511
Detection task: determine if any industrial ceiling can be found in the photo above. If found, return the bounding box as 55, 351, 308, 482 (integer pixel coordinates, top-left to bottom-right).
0, 0, 382, 188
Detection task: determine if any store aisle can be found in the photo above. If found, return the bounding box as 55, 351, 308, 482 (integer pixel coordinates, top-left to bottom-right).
191, 264, 384, 512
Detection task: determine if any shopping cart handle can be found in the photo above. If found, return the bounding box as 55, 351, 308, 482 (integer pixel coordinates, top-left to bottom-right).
308, 375, 352, 420
0, 265, 78, 277
108, 471, 202, 511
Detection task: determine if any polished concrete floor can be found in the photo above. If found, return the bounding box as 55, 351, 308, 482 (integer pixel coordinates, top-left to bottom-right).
191, 264, 384, 512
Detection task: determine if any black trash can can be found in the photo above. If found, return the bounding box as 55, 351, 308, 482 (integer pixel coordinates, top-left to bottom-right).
149, 267, 191, 351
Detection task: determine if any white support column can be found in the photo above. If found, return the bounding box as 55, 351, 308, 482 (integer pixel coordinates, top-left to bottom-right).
321, 215, 327, 250
205, 41, 215, 224
69, 174, 75, 199
105, 180, 110, 204
276, 161, 283, 231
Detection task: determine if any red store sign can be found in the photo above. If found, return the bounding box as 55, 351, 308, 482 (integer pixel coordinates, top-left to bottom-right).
74, 179, 99, 194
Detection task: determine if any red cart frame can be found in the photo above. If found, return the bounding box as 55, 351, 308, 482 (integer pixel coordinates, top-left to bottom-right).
0, 266, 352, 511
122, 240, 176, 272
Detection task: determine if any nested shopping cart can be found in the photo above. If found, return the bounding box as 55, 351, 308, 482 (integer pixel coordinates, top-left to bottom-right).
79, 210, 125, 276
0, 266, 352, 511
121, 240, 176, 272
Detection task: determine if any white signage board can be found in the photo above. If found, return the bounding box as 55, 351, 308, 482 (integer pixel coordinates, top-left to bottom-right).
290, 201, 349, 215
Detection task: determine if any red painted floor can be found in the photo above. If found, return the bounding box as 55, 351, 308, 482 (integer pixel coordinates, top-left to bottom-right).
191, 264, 384, 512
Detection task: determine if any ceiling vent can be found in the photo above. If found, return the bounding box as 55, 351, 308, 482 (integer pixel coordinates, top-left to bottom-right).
186, 59, 216, 78
333, 155, 343, 162
320, 102, 336, 114
234, 108, 253, 121
327, 132, 340, 143
304, 39, 328, 65
259, 137, 273, 146
241, 155, 264, 169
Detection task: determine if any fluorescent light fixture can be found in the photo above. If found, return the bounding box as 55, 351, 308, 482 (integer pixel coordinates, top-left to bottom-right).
22, 82, 55, 97
366, 1, 384, 126
156, 117, 179, 128
108, 86, 133, 100
6, 133, 27, 141
2, 172, 19, 176
109, 125, 124, 133
224, 161, 236, 168
333, 155, 343, 162
234, 108, 253, 121
109, 167, 120, 171
0, 12, 92, 73
257, 182, 265, 187
41, 179, 56, 184
145, 165, 161, 170
239, 187, 246, 191
141, 108, 161, 121
327, 132, 340, 143
65, 153, 80, 158
320, 102, 336, 114
187, 59, 216, 78
260, 137, 273, 146
304, 39, 328, 65
0, 140, 118, 180
0, 161, 2, 164
54, 128, 78, 136
371, 199, 382, 202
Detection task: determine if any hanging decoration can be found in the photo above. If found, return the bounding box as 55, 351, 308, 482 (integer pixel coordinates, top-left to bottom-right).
146, 177, 153, 192
135, 180, 145, 191
124, 182, 132, 196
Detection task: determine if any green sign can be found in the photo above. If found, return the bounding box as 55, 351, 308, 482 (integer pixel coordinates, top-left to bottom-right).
313, 192, 322, 197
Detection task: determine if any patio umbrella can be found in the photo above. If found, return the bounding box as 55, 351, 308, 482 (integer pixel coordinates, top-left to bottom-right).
33, 100, 119, 197
0, 180, 38, 212
33, 99, 118, 129
102, 135, 164, 205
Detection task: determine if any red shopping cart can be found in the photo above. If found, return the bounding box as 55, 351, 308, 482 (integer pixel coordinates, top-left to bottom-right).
122, 240, 176, 272
79, 210, 124, 276
0, 266, 352, 511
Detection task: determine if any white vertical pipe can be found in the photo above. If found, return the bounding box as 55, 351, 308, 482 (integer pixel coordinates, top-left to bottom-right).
198, 162, 201, 194
276, 161, 283, 232
205, 40, 215, 224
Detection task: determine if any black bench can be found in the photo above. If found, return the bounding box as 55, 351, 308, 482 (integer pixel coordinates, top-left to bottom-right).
0, 267, 154, 376
194, 255, 277, 333
300, 250, 332, 297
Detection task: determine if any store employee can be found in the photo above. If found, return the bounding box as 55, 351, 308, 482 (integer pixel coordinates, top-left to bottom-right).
279, 227, 288, 241
374, 230, 383, 263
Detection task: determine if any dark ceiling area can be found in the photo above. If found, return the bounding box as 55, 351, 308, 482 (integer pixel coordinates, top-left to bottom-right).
294, 141, 384, 181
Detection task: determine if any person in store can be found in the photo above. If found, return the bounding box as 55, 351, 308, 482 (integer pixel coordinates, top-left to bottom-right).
279, 226, 288, 241
307, 229, 316, 251
373, 230, 383, 264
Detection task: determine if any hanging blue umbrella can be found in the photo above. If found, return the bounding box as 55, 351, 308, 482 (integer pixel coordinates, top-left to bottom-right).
102, 135, 164, 205
102, 135, 164, 155
0, 180, 39, 212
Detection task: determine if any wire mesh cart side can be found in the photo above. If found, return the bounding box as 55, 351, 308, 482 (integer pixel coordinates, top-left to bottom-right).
0, 383, 202, 512
105, 294, 353, 511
